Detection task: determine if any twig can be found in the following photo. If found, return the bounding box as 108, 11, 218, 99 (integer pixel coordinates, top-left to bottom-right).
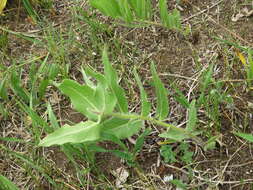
183, 0, 225, 23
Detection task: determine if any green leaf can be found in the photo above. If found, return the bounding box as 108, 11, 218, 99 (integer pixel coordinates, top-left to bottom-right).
160, 145, 177, 163
151, 62, 169, 120
48, 63, 59, 80
133, 68, 151, 116
80, 67, 96, 88
172, 87, 190, 108
171, 9, 181, 29
84, 66, 108, 87
10, 70, 30, 103
101, 132, 128, 151
159, 127, 201, 142
186, 100, 197, 132
38, 79, 49, 99
110, 150, 134, 166
0, 103, 8, 119
130, 0, 152, 20
47, 103, 59, 130
90, 0, 121, 19
17, 100, 51, 138
159, 128, 188, 141
22, 0, 40, 22
234, 132, 253, 143
133, 128, 151, 155
198, 64, 213, 105
57, 79, 99, 121
84, 67, 117, 116
0, 175, 19, 190
203, 135, 219, 151
247, 50, 253, 85
119, 0, 134, 23
102, 48, 128, 113
101, 117, 143, 139
159, 0, 170, 27
0, 77, 8, 100
159, 0, 181, 29
170, 179, 187, 189
39, 121, 101, 147
89, 144, 135, 165
179, 142, 193, 164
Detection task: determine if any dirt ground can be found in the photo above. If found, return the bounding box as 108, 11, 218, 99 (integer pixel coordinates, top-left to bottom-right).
1, 0, 253, 189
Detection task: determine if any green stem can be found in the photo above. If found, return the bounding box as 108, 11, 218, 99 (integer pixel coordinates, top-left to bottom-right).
109, 112, 204, 145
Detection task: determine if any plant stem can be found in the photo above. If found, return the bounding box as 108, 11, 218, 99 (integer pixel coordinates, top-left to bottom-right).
109, 112, 204, 145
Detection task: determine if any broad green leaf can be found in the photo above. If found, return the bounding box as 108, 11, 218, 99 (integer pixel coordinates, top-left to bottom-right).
39, 121, 100, 147
80, 67, 96, 88
94, 83, 117, 116
159, 128, 188, 141
133, 68, 151, 116
85, 66, 108, 87
57, 79, 99, 120
186, 100, 197, 132
101, 117, 143, 139
0, 175, 19, 190
160, 127, 201, 142
101, 117, 129, 130
90, 0, 121, 19
151, 62, 169, 120
102, 48, 128, 113
84, 66, 117, 116
102, 48, 118, 85
234, 132, 253, 143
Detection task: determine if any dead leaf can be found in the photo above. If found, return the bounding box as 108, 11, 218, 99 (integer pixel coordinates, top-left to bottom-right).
0, 0, 7, 15
111, 167, 129, 188
235, 49, 247, 66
